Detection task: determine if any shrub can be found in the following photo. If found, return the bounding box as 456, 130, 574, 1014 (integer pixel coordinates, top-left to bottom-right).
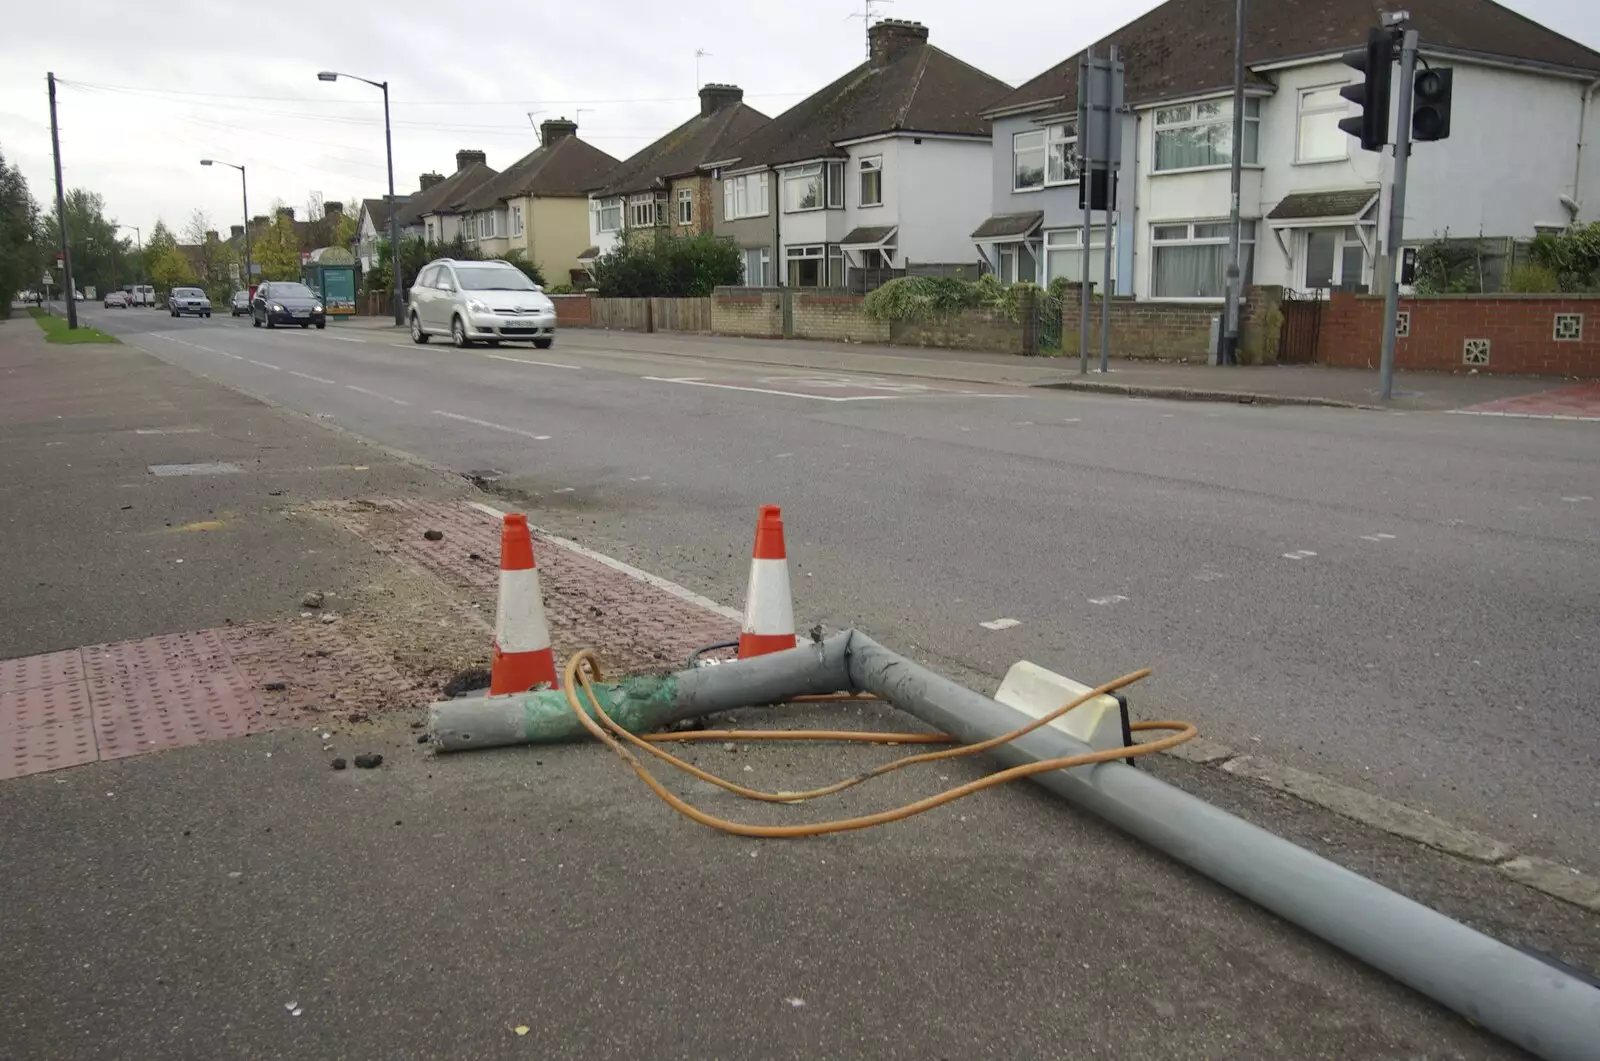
1504, 262, 1561, 293
498, 248, 547, 288
1527, 222, 1600, 291
863, 275, 981, 322
590, 231, 742, 297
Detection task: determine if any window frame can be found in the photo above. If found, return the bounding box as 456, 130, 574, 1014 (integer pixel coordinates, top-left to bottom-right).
785, 243, 825, 287
723, 172, 771, 221
1042, 225, 1116, 292
1296, 85, 1351, 164
629, 193, 657, 228
462, 214, 476, 241
783, 164, 825, 214
858, 155, 883, 207
1045, 123, 1079, 185
1152, 98, 1261, 173
743, 246, 772, 286
1302, 225, 1369, 292
826, 161, 846, 209
510, 204, 524, 237
678, 188, 694, 225
597, 197, 623, 233
478, 210, 496, 240
1148, 218, 1257, 301
1013, 130, 1046, 192
828, 244, 845, 286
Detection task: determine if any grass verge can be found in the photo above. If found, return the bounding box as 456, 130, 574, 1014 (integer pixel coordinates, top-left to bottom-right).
28, 307, 119, 344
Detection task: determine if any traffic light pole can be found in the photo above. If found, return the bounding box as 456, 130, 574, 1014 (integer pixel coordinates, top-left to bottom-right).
1378, 29, 1418, 402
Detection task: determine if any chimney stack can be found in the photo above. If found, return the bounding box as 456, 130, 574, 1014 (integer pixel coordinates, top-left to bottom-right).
455, 149, 487, 171
251, 214, 269, 228
204, 229, 219, 242
419, 172, 445, 191
540, 117, 579, 145
868, 19, 929, 68
230, 224, 245, 239
324, 201, 343, 218
276, 206, 295, 220
698, 84, 744, 117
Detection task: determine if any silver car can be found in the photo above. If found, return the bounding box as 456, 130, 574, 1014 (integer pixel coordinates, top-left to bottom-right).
407, 259, 557, 349
169, 286, 212, 318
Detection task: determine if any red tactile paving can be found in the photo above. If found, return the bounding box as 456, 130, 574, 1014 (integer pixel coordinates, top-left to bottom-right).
1, 679, 92, 730
4, 717, 98, 778
1458, 383, 1600, 420
0, 650, 85, 693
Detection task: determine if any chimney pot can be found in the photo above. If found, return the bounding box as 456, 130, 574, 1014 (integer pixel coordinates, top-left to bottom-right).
419, 172, 445, 191
324, 201, 343, 217
698, 83, 744, 117
455, 149, 487, 171
230, 224, 245, 238
276, 206, 295, 220
868, 19, 929, 67
540, 117, 579, 145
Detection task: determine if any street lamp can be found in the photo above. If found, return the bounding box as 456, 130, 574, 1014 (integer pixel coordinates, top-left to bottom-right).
118, 224, 142, 297
200, 159, 252, 295
318, 70, 403, 326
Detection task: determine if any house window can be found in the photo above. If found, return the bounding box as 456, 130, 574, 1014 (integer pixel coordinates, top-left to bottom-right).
783, 164, 824, 212
786, 243, 824, 286
655, 192, 669, 226
630, 193, 656, 227
723, 173, 770, 220
826, 161, 845, 208
1043, 226, 1115, 292
462, 215, 475, 241
1153, 98, 1260, 171
1046, 123, 1079, 184
997, 244, 1037, 284
743, 246, 771, 286
828, 245, 845, 286
859, 156, 883, 207
510, 205, 524, 236
678, 189, 694, 225
1297, 86, 1350, 163
1151, 220, 1256, 298
597, 198, 622, 233
1304, 227, 1368, 291
478, 211, 496, 239
1014, 130, 1045, 191
425, 221, 435, 242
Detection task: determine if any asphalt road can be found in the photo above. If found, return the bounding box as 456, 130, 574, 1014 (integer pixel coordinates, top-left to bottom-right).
83, 305, 1600, 874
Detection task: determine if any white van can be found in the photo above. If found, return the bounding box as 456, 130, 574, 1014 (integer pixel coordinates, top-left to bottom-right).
123, 284, 156, 307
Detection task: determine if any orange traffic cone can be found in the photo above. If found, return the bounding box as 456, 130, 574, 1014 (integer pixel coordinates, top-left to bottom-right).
738, 505, 798, 659
489, 513, 559, 695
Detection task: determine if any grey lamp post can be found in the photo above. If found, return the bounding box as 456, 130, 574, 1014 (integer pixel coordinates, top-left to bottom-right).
318, 70, 403, 326
119, 224, 142, 292
199, 160, 251, 293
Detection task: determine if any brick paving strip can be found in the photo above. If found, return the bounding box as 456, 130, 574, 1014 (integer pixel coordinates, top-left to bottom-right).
1450, 381, 1600, 420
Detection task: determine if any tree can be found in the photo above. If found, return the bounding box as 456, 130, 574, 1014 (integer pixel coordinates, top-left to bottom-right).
591, 231, 742, 297
0, 144, 43, 315
182, 209, 239, 300
254, 213, 302, 281
366, 235, 482, 293
500, 248, 547, 288
148, 244, 196, 292
146, 218, 177, 261
38, 188, 134, 296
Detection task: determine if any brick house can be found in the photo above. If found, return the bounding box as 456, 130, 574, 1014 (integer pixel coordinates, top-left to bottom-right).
397, 152, 499, 244
585, 85, 769, 271
975, 0, 1600, 303
451, 119, 619, 284
705, 20, 1011, 290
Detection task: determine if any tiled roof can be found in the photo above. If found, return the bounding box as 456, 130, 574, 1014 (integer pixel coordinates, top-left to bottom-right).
970, 211, 1045, 240
987, 0, 1600, 116
840, 225, 898, 246
360, 196, 409, 231
717, 43, 1011, 169
1267, 188, 1379, 220
595, 102, 770, 197
465, 136, 621, 210
399, 162, 499, 225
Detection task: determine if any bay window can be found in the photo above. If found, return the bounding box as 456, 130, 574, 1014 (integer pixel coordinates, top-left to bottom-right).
1153, 98, 1260, 171
679, 188, 694, 225
629, 193, 656, 227
784, 164, 823, 212
1013, 130, 1045, 190
597, 198, 622, 233
1043, 226, 1115, 291
786, 243, 824, 286
826, 161, 845, 208
510, 204, 523, 236
1150, 220, 1255, 299
723, 173, 769, 220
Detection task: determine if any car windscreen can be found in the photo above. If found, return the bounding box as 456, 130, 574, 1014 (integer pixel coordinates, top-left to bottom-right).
269, 284, 314, 298
454, 265, 537, 292
173, 288, 204, 297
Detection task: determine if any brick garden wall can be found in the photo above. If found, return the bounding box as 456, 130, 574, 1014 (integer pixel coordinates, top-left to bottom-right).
891, 309, 1027, 354
1059, 285, 1283, 364
791, 292, 890, 344
550, 294, 592, 328
1318, 293, 1600, 377
711, 287, 783, 338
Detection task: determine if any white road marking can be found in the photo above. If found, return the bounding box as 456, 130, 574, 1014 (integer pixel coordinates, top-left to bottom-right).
1282, 550, 1318, 560
485, 354, 582, 370
1193, 569, 1227, 582
247, 359, 282, 370
1087, 595, 1129, 606
290, 370, 339, 385
979, 618, 1022, 631
552, 487, 575, 494
1561, 495, 1594, 502
465, 500, 743, 622
222, 353, 244, 360
326, 335, 367, 343
344, 384, 410, 406
191, 344, 218, 353
775, 452, 794, 459
1447, 410, 1600, 423
642, 376, 901, 402
432, 410, 549, 439
135, 427, 204, 435
1360, 533, 1398, 542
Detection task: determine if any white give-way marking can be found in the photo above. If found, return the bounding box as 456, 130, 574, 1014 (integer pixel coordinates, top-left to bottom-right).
432, 410, 550, 440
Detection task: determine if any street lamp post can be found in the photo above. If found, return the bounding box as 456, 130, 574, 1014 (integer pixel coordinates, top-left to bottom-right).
200, 160, 251, 293
318, 70, 403, 326
118, 224, 142, 295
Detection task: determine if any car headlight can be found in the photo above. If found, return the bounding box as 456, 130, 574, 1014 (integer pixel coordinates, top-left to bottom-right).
467, 298, 489, 312
271, 303, 284, 312
313, 303, 323, 313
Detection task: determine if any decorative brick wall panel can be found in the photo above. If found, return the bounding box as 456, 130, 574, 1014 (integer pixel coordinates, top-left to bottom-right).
550, 293, 592, 327
1317, 293, 1600, 377
711, 287, 783, 338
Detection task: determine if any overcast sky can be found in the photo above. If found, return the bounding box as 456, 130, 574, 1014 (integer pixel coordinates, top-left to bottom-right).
2, 0, 1595, 242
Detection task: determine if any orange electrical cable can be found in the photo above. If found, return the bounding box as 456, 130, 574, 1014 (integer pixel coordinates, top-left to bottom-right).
564, 650, 1195, 837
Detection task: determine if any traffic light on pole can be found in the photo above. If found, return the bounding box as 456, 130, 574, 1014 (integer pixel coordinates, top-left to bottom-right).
1411, 67, 1453, 141
1338, 27, 1394, 152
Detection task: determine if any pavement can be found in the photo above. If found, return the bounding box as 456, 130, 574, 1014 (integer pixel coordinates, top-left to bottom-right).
3, 304, 1599, 1059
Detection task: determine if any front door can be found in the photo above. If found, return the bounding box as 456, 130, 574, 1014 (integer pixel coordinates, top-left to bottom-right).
1303, 227, 1369, 294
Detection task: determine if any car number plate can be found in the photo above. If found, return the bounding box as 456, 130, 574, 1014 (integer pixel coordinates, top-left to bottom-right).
294, 311, 310, 318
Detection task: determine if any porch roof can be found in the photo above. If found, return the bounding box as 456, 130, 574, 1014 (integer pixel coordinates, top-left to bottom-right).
970, 211, 1044, 242
1266, 189, 1378, 223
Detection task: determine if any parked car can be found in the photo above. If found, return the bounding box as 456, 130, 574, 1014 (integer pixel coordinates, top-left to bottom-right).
103, 291, 130, 308
408, 258, 556, 349
251, 281, 326, 329
230, 290, 250, 317
73, 290, 85, 302
124, 284, 156, 307
169, 287, 212, 317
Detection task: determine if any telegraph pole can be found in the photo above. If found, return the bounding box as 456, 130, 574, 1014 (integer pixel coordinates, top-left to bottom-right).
47, 72, 77, 329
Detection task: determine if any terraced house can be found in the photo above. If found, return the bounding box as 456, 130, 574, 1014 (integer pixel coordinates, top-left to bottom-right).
397, 152, 498, 245
707, 20, 1011, 289
973, 0, 1600, 302
585, 85, 769, 270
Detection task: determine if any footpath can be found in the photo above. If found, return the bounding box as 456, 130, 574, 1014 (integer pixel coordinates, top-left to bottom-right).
330, 314, 1586, 413
1, 312, 1595, 1060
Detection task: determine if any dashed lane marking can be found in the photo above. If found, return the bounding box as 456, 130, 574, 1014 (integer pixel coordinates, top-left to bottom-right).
1359, 533, 1398, 542
979, 618, 1022, 631
1087, 595, 1129, 606
1282, 550, 1319, 560
485, 354, 583, 370
432, 410, 549, 440
641, 376, 900, 402
289, 371, 339, 385
344, 384, 410, 406
247, 359, 281, 371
